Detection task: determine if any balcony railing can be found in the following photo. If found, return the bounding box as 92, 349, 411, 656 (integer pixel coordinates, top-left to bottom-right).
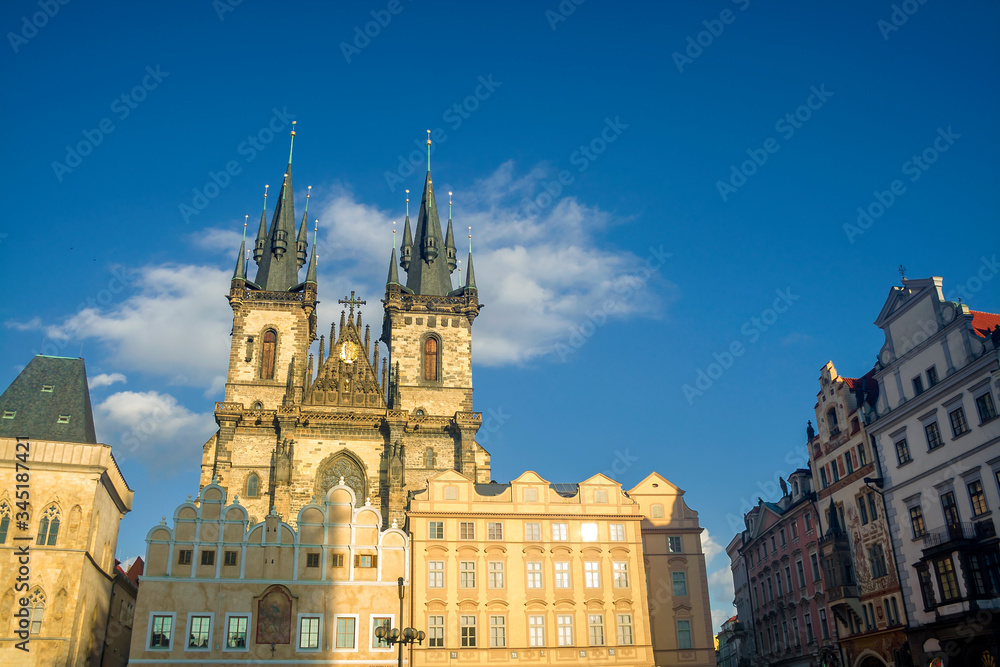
922, 521, 997, 548
825, 583, 859, 603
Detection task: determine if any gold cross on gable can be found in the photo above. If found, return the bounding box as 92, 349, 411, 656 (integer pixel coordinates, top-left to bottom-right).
338, 290, 367, 318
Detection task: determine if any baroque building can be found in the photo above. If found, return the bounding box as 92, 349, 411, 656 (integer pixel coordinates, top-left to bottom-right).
0, 355, 135, 666
862, 277, 1000, 667
809, 361, 910, 667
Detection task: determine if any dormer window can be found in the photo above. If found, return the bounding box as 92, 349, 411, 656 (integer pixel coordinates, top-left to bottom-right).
41, 385, 53, 393
57, 415, 70, 424
2, 411, 15, 419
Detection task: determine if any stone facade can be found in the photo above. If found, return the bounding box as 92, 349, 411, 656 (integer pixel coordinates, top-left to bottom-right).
129, 479, 408, 664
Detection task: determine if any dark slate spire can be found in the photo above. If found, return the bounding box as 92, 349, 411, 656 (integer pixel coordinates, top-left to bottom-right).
233, 217, 248, 281
296, 186, 311, 269
253, 186, 269, 263
0, 356, 98, 444
400, 190, 412, 271
465, 250, 477, 290
387, 247, 400, 285
404, 167, 453, 295
254, 123, 302, 291
304, 218, 318, 285
445, 190, 457, 272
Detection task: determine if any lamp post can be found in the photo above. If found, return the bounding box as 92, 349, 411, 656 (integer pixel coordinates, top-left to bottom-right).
373, 577, 425, 667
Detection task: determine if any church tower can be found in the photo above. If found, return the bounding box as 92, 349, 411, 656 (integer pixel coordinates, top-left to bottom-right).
202, 130, 489, 529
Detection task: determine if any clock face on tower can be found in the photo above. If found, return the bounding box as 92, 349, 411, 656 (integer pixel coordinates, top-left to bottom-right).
339, 341, 359, 364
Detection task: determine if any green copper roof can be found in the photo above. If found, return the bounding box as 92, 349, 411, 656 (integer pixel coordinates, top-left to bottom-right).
404, 170, 454, 296
0, 356, 98, 444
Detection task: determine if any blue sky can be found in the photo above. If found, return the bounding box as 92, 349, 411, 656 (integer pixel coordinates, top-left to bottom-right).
2, 0, 998, 633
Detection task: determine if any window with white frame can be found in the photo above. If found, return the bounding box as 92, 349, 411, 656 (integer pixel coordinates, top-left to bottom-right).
428, 615, 444, 647
968, 479, 988, 516
976, 391, 997, 423
298, 615, 321, 650
461, 615, 477, 647
677, 619, 692, 649
594, 489, 608, 503
524, 487, 538, 502
335, 616, 356, 649
668, 536, 682, 553
925, 421, 943, 449
895, 438, 912, 465
613, 561, 629, 587
672, 571, 688, 596
584, 561, 600, 588
487, 521, 503, 540
588, 614, 605, 645
552, 523, 568, 540
460, 561, 476, 588
610, 523, 625, 541
555, 562, 570, 588
525, 522, 541, 540
488, 561, 505, 588
949, 406, 970, 436
581, 522, 599, 541
459, 521, 475, 540
557, 614, 573, 646
617, 613, 633, 645
372, 617, 391, 649
428, 521, 444, 539
186, 614, 212, 650
489, 615, 506, 647
149, 613, 175, 649
527, 561, 542, 589
224, 614, 249, 650
529, 615, 545, 647
428, 561, 444, 588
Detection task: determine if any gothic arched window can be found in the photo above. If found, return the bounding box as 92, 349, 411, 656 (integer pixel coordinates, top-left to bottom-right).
425, 448, 435, 468
246, 473, 259, 498
28, 588, 44, 634
315, 454, 366, 502
261, 330, 277, 380
0, 501, 10, 544
36, 505, 60, 546
424, 337, 439, 381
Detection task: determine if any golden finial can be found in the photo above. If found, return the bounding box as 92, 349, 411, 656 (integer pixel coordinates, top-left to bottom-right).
426, 130, 431, 171
405, 189, 410, 218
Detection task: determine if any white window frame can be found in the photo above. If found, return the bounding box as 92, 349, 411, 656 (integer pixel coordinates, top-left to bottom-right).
609, 523, 625, 541
617, 613, 633, 646
488, 561, 505, 589
460, 560, 476, 588
557, 614, 574, 646
296, 613, 323, 652
427, 614, 445, 648
222, 613, 250, 652
147, 611, 177, 651
527, 561, 543, 589
584, 561, 600, 588
588, 613, 605, 646
333, 614, 358, 650
555, 562, 570, 588
613, 561, 629, 588
581, 522, 599, 542
525, 522, 541, 541
184, 612, 214, 652
370, 615, 393, 650
489, 614, 506, 648
428, 560, 445, 588
487, 521, 504, 540
552, 522, 568, 540
528, 614, 545, 647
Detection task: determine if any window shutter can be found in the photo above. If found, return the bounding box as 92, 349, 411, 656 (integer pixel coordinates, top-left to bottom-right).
372, 555, 378, 568
354, 554, 359, 567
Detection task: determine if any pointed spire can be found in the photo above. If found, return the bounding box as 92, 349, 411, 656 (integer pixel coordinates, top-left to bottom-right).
233, 216, 248, 281
317, 335, 325, 369
400, 190, 412, 271
253, 185, 269, 263
329, 321, 336, 354
405, 144, 452, 295
254, 125, 300, 291
387, 247, 400, 285
305, 219, 318, 285
445, 191, 457, 272
465, 226, 477, 290
296, 186, 311, 269
381, 357, 388, 397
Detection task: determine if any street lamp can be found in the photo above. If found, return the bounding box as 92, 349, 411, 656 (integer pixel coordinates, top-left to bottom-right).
373, 577, 425, 667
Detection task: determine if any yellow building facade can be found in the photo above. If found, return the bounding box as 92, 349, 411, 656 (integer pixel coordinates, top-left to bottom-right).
0, 355, 134, 666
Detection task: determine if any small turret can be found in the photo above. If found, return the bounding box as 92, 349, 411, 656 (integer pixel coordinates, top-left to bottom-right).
233, 215, 248, 282
400, 190, 412, 271
253, 186, 269, 263
296, 186, 311, 269
445, 191, 457, 272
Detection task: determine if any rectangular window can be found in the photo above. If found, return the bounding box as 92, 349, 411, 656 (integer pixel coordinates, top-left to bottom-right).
610, 523, 625, 541
555, 562, 570, 588
791, 521, 798, 539
819, 609, 829, 640
429, 521, 444, 539
617, 614, 633, 646
672, 571, 688, 596
976, 392, 998, 423
524, 487, 538, 502
770, 535, 777, 551
935, 557, 960, 601
668, 536, 682, 553
299, 616, 320, 650
461, 615, 477, 647
488, 561, 505, 588
918, 566, 936, 609
613, 561, 629, 588
969, 480, 988, 516
857, 443, 867, 466
459, 521, 475, 540
372, 617, 390, 649
150, 614, 173, 648
796, 560, 805, 588
677, 619, 692, 649
820, 467, 828, 488
845, 452, 855, 474
178, 549, 192, 565
187, 616, 212, 651
557, 615, 573, 646
805, 513, 812, 532
588, 614, 605, 646
941, 491, 961, 528
355, 554, 374, 568
949, 406, 970, 436
792, 617, 800, 646
489, 615, 506, 648
306, 553, 320, 568
529, 615, 545, 647
585, 561, 600, 588
335, 617, 356, 649
225, 615, 248, 650
525, 522, 541, 541
581, 522, 599, 541
910, 505, 927, 537
460, 561, 476, 588
41, 385, 53, 392
331, 553, 345, 568
552, 523, 568, 540
869, 544, 888, 578
779, 529, 786, 546
869, 492, 878, 522
224, 550, 238, 566
428, 615, 444, 648
858, 495, 869, 525
895, 439, 912, 465
56, 415, 70, 424
527, 561, 543, 589
201, 550, 215, 566
912, 375, 924, 396
487, 521, 503, 540
804, 613, 814, 643
428, 561, 444, 588
925, 421, 943, 449
927, 366, 939, 386
832, 462, 840, 482
810, 553, 820, 581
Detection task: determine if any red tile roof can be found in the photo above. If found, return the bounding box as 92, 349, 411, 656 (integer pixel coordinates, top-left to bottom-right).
971, 310, 1000, 338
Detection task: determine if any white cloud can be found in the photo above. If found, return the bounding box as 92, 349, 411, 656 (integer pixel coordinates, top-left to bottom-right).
708, 566, 736, 634
701, 529, 724, 565
187, 227, 243, 255
95, 390, 216, 470
90, 372, 127, 389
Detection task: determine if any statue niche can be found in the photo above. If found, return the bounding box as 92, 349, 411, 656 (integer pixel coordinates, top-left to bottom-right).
315, 453, 366, 502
